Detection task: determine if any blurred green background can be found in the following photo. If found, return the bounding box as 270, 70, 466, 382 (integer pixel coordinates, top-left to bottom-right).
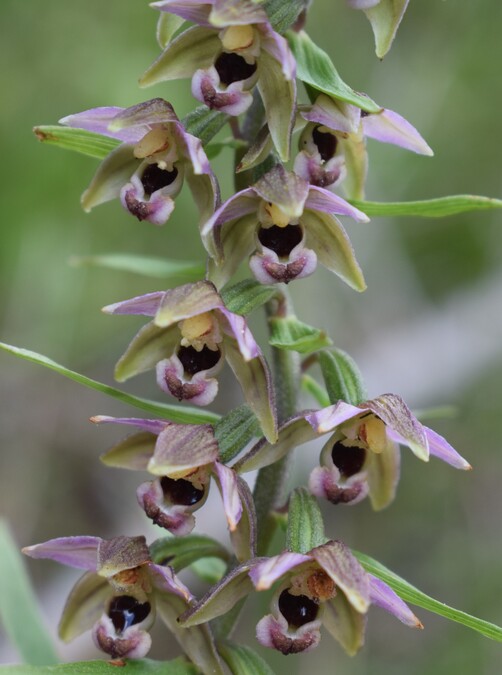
1, 1, 501, 672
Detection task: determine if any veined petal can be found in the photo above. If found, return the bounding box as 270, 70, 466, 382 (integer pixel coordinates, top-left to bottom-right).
179, 561, 258, 626
224, 338, 277, 443
200, 189, 259, 251
365, 439, 400, 510
229, 476, 257, 561
177, 126, 212, 175
305, 185, 369, 222
302, 95, 361, 135
148, 423, 219, 475
365, 394, 429, 461
81, 144, 140, 212
151, 0, 213, 26
103, 291, 164, 317
306, 401, 366, 434
109, 98, 179, 131
248, 552, 311, 590
155, 281, 222, 327
22, 537, 101, 571
147, 562, 193, 602
322, 593, 366, 656
253, 165, 309, 220
218, 308, 260, 360
97, 536, 150, 578
60, 107, 145, 143
260, 25, 296, 80
210, 0, 268, 27
114, 322, 180, 382
213, 461, 242, 531
91, 416, 169, 435
140, 26, 220, 87
310, 541, 370, 614
257, 49, 296, 162
424, 427, 471, 470
362, 108, 433, 155
59, 572, 111, 642
235, 416, 316, 473
368, 575, 423, 628
302, 209, 366, 292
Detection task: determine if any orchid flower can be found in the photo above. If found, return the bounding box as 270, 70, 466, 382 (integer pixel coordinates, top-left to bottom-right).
296, 96, 432, 199
22, 535, 222, 673
236, 393, 471, 510
179, 540, 422, 655
60, 98, 219, 225
103, 280, 277, 442
141, 0, 296, 160
92, 416, 256, 560
201, 164, 368, 288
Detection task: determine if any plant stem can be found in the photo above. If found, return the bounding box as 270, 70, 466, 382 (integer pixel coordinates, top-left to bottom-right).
253, 290, 300, 555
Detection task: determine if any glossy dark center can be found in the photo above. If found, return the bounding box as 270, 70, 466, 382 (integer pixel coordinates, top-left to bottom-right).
214, 52, 257, 85
278, 589, 319, 629
160, 476, 205, 506
108, 595, 151, 634
331, 441, 366, 477
177, 345, 221, 375
258, 224, 303, 258
141, 164, 178, 196
312, 126, 338, 162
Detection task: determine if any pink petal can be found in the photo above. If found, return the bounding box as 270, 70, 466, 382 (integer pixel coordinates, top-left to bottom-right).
22, 536, 101, 570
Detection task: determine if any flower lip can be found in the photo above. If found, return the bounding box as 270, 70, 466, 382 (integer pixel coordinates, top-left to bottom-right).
257, 224, 303, 258
108, 595, 152, 634
214, 51, 257, 85
278, 589, 320, 629
160, 476, 206, 506
331, 441, 366, 478
177, 344, 222, 375
312, 126, 338, 162
141, 163, 179, 196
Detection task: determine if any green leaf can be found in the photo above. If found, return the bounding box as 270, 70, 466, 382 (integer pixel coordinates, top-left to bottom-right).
0, 658, 198, 674
219, 643, 276, 675
220, 279, 277, 316
183, 106, 229, 146
214, 405, 262, 464
263, 0, 306, 33
301, 374, 331, 408
286, 488, 327, 554
0, 520, 58, 666
286, 31, 381, 113
69, 254, 205, 281
350, 195, 502, 218
191, 558, 227, 584
354, 552, 502, 642
269, 316, 332, 354
205, 139, 247, 160
318, 349, 367, 405
33, 126, 120, 160
0, 343, 219, 425
150, 535, 230, 572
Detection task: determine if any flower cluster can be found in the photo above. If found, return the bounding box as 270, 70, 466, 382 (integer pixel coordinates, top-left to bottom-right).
22, 0, 478, 672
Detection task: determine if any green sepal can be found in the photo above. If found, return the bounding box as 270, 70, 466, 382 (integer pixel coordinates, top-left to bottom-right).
219, 643, 276, 675
301, 373, 330, 408
263, 0, 307, 33
350, 195, 502, 218
361, 0, 409, 59
214, 404, 262, 463
269, 315, 332, 354
0, 342, 220, 424
220, 279, 277, 316
318, 348, 367, 405
0, 658, 199, 674
33, 126, 121, 160
183, 106, 229, 146
156, 12, 185, 49
287, 30, 381, 113
70, 254, 205, 281
286, 488, 327, 554
354, 552, 502, 642
0, 520, 59, 666
150, 535, 231, 573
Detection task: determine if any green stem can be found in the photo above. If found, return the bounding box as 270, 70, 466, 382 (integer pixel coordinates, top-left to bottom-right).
253, 290, 300, 555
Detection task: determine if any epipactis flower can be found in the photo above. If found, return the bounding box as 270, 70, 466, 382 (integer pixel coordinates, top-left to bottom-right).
103, 280, 277, 442
296, 96, 432, 199
179, 540, 422, 655
142, 0, 296, 160
236, 393, 471, 510
92, 416, 256, 560
60, 98, 219, 225
22, 535, 201, 662
202, 164, 368, 288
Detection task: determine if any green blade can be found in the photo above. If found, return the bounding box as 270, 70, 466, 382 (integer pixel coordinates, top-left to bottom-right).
33, 126, 120, 160
351, 195, 502, 218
